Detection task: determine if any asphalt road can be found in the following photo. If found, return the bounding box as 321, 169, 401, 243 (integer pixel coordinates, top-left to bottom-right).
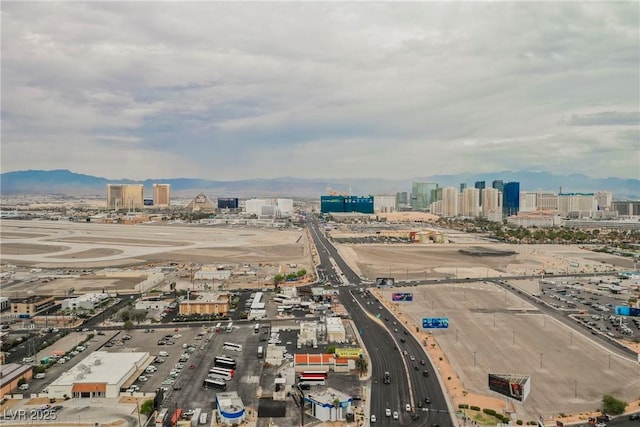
307, 216, 455, 427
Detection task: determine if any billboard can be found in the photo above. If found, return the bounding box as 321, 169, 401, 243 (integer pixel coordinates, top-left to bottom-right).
375, 277, 395, 287
392, 293, 414, 302
335, 348, 363, 358
422, 317, 449, 329
614, 306, 640, 317
488, 373, 531, 402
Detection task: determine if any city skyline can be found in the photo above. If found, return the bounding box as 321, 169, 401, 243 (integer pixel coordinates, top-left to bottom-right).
2, 2, 639, 180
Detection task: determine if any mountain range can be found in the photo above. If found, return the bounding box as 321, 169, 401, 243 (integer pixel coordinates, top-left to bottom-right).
1, 169, 638, 199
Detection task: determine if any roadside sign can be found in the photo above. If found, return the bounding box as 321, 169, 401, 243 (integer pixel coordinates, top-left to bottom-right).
422, 317, 449, 329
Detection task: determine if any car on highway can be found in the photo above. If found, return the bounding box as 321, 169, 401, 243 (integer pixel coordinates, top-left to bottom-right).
393, 411, 399, 420
405, 404, 411, 412
385, 409, 391, 417
370, 415, 377, 423
629, 414, 639, 420
420, 359, 426, 365
410, 355, 415, 361
424, 397, 431, 404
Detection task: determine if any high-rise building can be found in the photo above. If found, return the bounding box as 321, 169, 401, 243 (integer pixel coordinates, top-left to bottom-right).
492, 180, 504, 193
275, 198, 294, 216
107, 184, 144, 210
594, 191, 613, 210
320, 195, 374, 214
502, 182, 520, 217
474, 181, 486, 206
107, 184, 124, 210
374, 195, 397, 213
459, 183, 467, 193
396, 192, 409, 208
411, 182, 438, 210
612, 200, 640, 216
558, 193, 597, 218
153, 184, 171, 207
218, 198, 239, 209
536, 192, 558, 211
481, 188, 500, 218
442, 187, 459, 217
519, 192, 537, 213
245, 199, 268, 216
461, 187, 480, 217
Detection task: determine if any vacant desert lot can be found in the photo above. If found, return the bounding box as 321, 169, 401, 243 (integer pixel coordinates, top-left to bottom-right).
377, 281, 640, 421
338, 243, 631, 280
0, 220, 311, 269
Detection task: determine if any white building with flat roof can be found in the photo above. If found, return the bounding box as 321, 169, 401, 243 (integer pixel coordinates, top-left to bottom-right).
215, 391, 246, 425
326, 317, 346, 343
47, 351, 150, 399
61, 293, 110, 311
305, 387, 353, 422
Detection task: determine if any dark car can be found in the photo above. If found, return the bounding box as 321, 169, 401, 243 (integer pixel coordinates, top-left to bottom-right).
400, 338, 406, 343
423, 371, 429, 377
172, 384, 182, 390
629, 414, 640, 420
424, 397, 431, 404
420, 359, 426, 365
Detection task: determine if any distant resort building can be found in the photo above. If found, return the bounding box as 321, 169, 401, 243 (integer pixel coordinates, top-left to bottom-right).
186, 193, 215, 212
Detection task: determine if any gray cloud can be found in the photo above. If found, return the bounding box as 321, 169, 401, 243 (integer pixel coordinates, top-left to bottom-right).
1, 1, 638, 180
566, 111, 640, 126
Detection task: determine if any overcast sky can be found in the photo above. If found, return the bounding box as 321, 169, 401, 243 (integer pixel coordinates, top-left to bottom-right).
2, 1, 639, 180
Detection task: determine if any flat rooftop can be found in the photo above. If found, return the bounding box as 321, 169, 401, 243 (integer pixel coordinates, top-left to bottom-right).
50, 351, 149, 386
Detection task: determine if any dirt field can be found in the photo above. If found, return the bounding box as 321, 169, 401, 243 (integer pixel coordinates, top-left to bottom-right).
0, 220, 313, 273
374, 282, 640, 421
337, 243, 629, 280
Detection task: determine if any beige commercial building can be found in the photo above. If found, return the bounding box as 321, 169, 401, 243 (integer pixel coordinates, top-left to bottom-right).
178, 293, 230, 316
107, 184, 144, 210
11, 296, 56, 317
153, 184, 171, 207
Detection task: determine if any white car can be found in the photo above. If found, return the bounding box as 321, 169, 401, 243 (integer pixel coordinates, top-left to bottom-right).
405, 404, 411, 412
385, 408, 391, 417
370, 415, 377, 423
410, 355, 415, 361
18, 383, 30, 391
393, 411, 399, 420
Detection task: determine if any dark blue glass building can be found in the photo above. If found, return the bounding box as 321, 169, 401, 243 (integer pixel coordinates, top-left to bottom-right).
320, 195, 374, 214
502, 182, 520, 217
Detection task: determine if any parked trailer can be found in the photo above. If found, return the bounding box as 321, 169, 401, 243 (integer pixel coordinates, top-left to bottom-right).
191, 408, 201, 427
199, 412, 208, 425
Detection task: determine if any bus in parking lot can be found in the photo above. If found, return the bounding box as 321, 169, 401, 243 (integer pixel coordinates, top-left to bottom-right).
214, 356, 237, 370
223, 342, 243, 352
209, 367, 235, 378
203, 378, 227, 390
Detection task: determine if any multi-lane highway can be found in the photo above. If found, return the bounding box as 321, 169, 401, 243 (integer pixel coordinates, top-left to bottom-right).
307, 216, 455, 426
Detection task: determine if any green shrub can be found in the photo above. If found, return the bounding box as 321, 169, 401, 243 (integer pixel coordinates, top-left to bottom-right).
602, 394, 627, 415
482, 408, 497, 416
517, 420, 523, 425
459, 404, 469, 409
139, 399, 154, 416
470, 405, 481, 411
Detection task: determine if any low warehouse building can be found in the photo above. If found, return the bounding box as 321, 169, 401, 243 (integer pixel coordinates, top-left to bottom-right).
0, 363, 33, 398
215, 391, 245, 425
47, 351, 150, 399
305, 387, 352, 422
